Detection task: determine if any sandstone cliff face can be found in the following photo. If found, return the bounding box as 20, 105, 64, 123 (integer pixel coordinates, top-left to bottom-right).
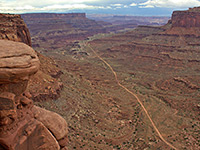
21, 13, 102, 36
0, 40, 68, 150
0, 13, 63, 101
171, 11, 200, 28
142, 7, 200, 47
0, 14, 31, 46
28, 52, 64, 102
166, 7, 200, 35
22, 13, 86, 19
21, 13, 106, 50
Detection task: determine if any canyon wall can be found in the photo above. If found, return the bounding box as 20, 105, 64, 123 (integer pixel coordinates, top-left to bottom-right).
171, 11, 200, 28
166, 7, 200, 35
22, 13, 86, 19
0, 14, 31, 46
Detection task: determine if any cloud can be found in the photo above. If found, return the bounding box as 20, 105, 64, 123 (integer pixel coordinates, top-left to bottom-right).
139, 0, 200, 8
110, 4, 123, 7
110, 4, 129, 9
43, 4, 105, 10
0, 0, 108, 13
3, 0, 100, 6
130, 3, 137, 7
1, 0, 200, 14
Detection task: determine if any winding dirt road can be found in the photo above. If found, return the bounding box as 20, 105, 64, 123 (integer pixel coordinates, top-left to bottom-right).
87, 43, 177, 150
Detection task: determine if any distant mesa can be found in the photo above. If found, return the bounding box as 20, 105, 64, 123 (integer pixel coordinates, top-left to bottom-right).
22, 13, 86, 19
188, 6, 200, 12
172, 9, 200, 28
166, 7, 200, 35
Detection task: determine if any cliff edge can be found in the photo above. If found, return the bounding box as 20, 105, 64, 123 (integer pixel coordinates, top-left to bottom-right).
0, 14, 31, 46
166, 7, 200, 35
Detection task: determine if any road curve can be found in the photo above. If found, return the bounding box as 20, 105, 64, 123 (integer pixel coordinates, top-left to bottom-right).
87, 43, 177, 150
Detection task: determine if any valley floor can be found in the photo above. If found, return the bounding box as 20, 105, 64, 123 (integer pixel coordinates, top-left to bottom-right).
35, 27, 200, 150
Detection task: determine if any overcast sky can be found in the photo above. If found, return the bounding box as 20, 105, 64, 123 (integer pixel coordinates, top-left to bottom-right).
1, 0, 200, 16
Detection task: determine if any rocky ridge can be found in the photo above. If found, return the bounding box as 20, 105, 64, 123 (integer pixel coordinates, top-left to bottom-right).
0, 14, 31, 46
0, 40, 68, 150
21, 13, 106, 51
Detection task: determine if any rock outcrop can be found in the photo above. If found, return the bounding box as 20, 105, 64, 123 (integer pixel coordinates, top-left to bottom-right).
140, 7, 200, 47
0, 14, 31, 46
171, 11, 200, 28
0, 40, 68, 150
0, 40, 39, 83
0, 13, 63, 101
165, 7, 200, 35
32, 106, 68, 141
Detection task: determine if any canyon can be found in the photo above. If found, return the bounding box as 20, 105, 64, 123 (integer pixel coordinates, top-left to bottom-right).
0, 7, 199, 150
21, 13, 169, 52
26, 7, 198, 150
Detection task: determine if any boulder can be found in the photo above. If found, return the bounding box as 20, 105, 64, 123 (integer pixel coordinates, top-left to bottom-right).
0, 40, 40, 84
33, 106, 68, 141
15, 120, 60, 150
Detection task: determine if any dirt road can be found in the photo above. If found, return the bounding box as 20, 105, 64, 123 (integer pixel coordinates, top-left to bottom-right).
87, 43, 177, 150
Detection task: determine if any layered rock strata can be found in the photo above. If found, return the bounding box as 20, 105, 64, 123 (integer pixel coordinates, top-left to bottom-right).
165, 7, 200, 35
0, 40, 68, 150
0, 14, 31, 46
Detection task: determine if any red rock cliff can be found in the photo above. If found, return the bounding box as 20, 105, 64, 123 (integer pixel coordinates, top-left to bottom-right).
22, 13, 86, 19
171, 11, 200, 28
166, 7, 200, 35
0, 14, 31, 46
